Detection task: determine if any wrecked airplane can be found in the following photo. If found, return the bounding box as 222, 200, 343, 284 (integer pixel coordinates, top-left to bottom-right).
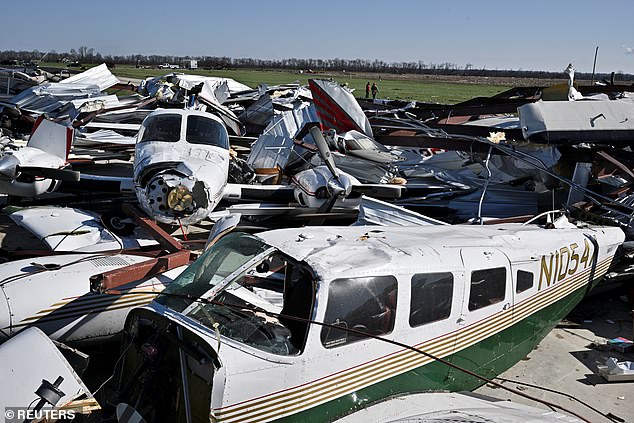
111, 214, 623, 422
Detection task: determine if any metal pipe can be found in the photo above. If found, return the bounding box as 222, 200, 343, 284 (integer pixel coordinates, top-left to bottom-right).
591, 46, 599, 86
477, 145, 493, 225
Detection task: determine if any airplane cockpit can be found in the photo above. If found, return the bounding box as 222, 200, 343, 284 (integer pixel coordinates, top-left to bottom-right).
157, 232, 316, 355
137, 112, 229, 149
184, 114, 229, 148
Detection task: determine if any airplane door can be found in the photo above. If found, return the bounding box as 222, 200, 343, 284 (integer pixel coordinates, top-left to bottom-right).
448, 248, 514, 386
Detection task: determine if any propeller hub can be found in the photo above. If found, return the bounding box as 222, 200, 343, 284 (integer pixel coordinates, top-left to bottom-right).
167, 185, 194, 211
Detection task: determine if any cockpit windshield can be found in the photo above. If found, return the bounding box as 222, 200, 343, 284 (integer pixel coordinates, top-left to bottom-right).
157, 232, 315, 356
186, 115, 229, 148
139, 114, 182, 143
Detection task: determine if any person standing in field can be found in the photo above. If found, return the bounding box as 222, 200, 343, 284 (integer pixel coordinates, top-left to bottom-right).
371, 82, 378, 99
365, 81, 371, 98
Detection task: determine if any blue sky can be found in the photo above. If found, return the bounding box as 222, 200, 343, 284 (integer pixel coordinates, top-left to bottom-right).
2, 0, 633, 73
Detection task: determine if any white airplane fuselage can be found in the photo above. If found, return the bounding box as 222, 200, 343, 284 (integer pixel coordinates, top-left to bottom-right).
116, 221, 624, 422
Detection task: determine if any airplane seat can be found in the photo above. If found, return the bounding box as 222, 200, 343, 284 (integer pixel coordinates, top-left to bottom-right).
373, 289, 397, 334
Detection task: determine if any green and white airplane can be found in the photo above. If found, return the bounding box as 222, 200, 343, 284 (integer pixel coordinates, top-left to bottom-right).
114, 215, 623, 423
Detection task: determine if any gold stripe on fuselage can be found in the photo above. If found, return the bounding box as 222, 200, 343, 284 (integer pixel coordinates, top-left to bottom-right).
214, 255, 614, 423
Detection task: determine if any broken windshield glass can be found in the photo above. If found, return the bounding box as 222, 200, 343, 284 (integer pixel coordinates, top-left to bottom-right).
157, 232, 315, 356
157, 232, 269, 310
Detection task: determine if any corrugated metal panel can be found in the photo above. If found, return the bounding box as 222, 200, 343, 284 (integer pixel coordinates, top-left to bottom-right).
8, 83, 105, 113
59, 63, 119, 91
7, 64, 119, 114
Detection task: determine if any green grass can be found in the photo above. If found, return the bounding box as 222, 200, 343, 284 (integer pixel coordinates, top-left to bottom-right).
39, 62, 511, 104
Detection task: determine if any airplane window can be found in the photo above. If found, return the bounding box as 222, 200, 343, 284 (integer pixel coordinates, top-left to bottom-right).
409, 272, 453, 327
321, 276, 397, 348
516, 270, 534, 293
186, 115, 229, 149
139, 114, 182, 142
468, 267, 506, 311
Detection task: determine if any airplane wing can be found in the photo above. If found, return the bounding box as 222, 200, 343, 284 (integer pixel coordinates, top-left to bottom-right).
63, 165, 135, 194
223, 183, 295, 202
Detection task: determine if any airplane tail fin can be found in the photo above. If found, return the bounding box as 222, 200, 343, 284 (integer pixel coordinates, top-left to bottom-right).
27, 116, 73, 161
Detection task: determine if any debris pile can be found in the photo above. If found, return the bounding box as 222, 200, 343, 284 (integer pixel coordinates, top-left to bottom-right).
0, 61, 633, 422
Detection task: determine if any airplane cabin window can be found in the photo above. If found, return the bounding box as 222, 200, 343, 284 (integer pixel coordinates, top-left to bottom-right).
409, 272, 453, 327
468, 267, 506, 311
321, 276, 397, 348
186, 115, 229, 149
516, 270, 534, 293
140, 114, 182, 142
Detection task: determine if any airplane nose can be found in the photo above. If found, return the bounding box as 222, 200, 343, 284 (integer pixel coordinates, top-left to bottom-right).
143, 173, 209, 218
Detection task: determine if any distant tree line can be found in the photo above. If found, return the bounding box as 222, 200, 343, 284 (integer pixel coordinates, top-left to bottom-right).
1, 47, 632, 82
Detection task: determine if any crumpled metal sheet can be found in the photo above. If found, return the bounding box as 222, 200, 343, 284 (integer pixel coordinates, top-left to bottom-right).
5, 64, 121, 115
247, 102, 319, 170
8, 83, 106, 113
355, 196, 448, 226
199, 79, 231, 105
331, 153, 397, 184
74, 129, 137, 146
487, 144, 561, 185
142, 73, 251, 96
59, 63, 119, 91
59, 94, 123, 120
240, 93, 274, 126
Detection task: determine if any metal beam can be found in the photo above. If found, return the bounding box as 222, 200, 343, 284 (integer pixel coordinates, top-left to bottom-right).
122, 204, 184, 253
374, 134, 502, 154
90, 250, 193, 292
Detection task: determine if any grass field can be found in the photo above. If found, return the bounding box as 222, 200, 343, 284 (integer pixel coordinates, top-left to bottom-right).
40, 62, 511, 104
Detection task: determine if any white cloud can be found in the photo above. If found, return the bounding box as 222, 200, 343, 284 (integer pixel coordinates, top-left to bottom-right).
623, 45, 634, 54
